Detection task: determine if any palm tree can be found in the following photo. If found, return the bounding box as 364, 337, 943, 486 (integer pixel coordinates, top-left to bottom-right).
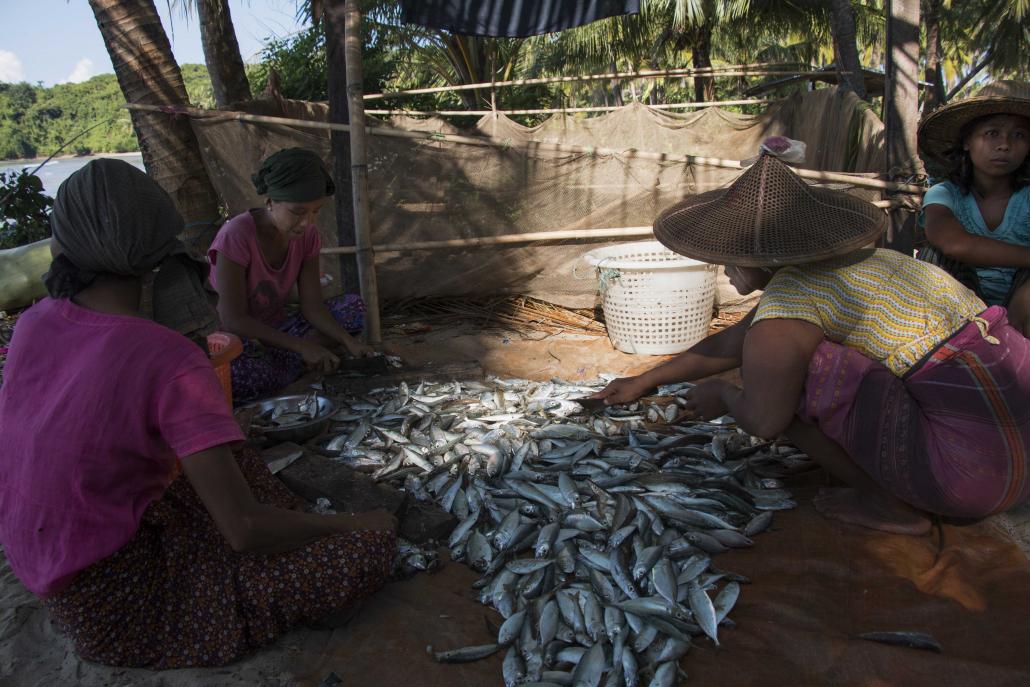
196, 0, 253, 106
936, 0, 1028, 99
171, 0, 252, 107
89, 0, 222, 251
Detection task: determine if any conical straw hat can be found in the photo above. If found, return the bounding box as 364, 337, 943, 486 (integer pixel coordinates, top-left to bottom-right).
652, 155, 886, 267
918, 80, 1030, 166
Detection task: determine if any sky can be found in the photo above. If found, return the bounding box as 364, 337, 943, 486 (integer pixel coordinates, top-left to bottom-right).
0, 0, 307, 87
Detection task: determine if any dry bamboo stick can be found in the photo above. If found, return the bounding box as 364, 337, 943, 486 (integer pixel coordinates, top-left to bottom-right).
124, 103, 925, 194
366, 99, 772, 116
363, 64, 835, 100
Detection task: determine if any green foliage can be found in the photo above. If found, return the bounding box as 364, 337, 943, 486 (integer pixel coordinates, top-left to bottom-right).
0, 170, 52, 249
247, 23, 402, 103
0, 67, 214, 161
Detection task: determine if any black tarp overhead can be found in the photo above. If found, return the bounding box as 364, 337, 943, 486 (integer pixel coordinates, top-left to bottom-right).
398, 0, 640, 37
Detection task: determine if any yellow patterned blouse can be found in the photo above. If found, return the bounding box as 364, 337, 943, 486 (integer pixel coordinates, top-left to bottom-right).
752, 248, 986, 376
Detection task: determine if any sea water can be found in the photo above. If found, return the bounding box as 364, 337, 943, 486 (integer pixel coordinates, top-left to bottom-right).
0, 153, 145, 198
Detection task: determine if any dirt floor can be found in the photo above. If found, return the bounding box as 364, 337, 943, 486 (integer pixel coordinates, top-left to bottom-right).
1, 321, 1029, 686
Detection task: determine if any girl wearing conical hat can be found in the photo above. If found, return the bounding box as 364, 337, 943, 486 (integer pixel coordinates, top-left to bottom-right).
917, 80, 1030, 337
207, 148, 376, 403
594, 146, 1030, 535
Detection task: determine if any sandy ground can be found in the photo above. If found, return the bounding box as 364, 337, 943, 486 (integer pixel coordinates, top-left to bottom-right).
1, 319, 1027, 686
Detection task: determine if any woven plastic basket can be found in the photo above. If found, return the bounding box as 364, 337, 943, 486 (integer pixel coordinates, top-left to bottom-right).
207, 332, 243, 406
583, 241, 718, 355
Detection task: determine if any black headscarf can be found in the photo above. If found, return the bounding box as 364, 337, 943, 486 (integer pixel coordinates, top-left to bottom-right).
44, 159, 183, 298
43, 159, 219, 345
251, 148, 335, 202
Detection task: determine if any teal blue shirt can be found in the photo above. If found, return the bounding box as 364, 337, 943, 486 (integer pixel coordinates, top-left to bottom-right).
921, 182, 1030, 305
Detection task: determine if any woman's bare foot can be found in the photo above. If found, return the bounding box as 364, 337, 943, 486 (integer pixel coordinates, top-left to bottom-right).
813, 487, 932, 536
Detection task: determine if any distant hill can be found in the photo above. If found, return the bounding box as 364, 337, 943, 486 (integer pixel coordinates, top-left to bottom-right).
0, 64, 216, 160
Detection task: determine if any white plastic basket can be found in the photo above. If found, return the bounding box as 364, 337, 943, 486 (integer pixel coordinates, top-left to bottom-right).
583, 240, 718, 355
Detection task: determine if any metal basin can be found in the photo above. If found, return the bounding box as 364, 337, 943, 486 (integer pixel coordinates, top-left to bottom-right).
239, 393, 337, 443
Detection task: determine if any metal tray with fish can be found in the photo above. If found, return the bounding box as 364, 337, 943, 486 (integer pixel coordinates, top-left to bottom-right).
239, 393, 337, 442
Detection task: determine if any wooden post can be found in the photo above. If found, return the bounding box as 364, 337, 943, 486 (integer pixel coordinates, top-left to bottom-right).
323, 0, 359, 295
342, 0, 381, 344
882, 0, 926, 255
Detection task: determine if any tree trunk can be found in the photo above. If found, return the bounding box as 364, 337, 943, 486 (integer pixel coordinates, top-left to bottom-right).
921, 0, 946, 110
828, 0, 868, 101
882, 0, 926, 254
610, 61, 624, 107
197, 0, 252, 107
89, 0, 222, 253
690, 23, 715, 103
324, 0, 359, 294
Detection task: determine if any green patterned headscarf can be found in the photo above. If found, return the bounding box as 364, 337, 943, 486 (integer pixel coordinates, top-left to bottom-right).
251, 148, 335, 202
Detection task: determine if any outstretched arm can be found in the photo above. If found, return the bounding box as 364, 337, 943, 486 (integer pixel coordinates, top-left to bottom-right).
683, 317, 823, 438
181, 444, 395, 555
591, 306, 757, 405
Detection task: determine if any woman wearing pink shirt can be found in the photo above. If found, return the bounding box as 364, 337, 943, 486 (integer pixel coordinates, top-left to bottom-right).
209, 147, 375, 402
0, 160, 396, 668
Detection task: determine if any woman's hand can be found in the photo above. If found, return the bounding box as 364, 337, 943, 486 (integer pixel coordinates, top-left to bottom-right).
343, 337, 377, 359
591, 375, 653, 405
682, 379, 734, 420
337, 509, 397, 532
298, 340, 340, 373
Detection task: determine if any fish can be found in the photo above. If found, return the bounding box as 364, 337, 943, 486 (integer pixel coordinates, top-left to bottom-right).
858, 631, 943, 653
322, 375, 795, 686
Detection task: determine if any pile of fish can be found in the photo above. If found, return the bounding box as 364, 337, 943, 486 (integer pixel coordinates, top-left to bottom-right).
315, 377, 806, 687
252, 393, 322, 429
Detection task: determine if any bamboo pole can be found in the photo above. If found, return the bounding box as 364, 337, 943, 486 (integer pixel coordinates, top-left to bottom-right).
363, 64, 833, 100
343, 0, 381, 344
124, 103, 925, 194
321, 226, 655, 256
319, 199, 904, 258
366, 99, 773, 116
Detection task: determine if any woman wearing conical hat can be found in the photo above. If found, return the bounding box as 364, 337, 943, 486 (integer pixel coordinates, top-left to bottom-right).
593, 147, 1030, 535
918, 80, 1030, 336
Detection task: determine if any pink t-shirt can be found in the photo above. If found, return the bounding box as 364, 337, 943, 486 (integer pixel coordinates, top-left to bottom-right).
0, 298, 244, 596
208, 211, 321, 327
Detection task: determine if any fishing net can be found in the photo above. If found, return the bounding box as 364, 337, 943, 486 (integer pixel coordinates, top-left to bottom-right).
189, 87, 885, 306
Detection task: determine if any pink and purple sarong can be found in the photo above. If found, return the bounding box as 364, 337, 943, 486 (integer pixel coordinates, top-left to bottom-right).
798, 306, 1030, 518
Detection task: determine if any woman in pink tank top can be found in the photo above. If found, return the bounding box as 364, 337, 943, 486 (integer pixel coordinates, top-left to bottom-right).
208, 147, 376, 402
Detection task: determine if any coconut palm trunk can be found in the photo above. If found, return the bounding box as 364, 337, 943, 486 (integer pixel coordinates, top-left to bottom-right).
689, 22, 715, 102
922, 0, 946, 110
828, 0, 868, 100
196, 0, 252, 107
89, 0, 223, 252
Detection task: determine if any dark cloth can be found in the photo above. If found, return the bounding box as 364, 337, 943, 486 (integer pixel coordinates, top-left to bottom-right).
45, 159, 183, 296
399, 0, 639, 37
44, 449, 396, 669
42, 158, 218, 344
150, 253, 220, 346
798, 306, 1030, 518
252, 148, 334, 202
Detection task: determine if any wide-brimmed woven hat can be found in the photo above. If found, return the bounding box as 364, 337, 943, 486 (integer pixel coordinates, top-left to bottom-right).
918, 80, 1030, 166
652, 154, 886, 267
